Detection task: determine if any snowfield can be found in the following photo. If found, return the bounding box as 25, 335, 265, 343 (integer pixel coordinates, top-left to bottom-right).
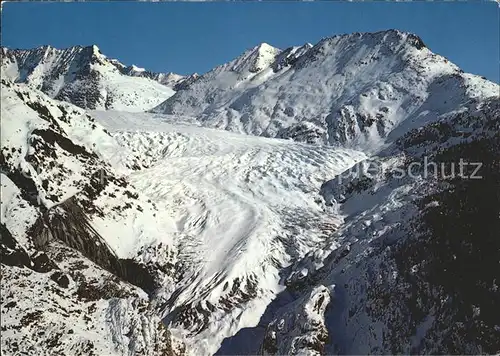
92, 110, 366, 355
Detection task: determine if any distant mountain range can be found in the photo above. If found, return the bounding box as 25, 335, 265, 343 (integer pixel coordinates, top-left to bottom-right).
1, 44, 198, 112
3, 31, 496, 150
151, 30, 497, 152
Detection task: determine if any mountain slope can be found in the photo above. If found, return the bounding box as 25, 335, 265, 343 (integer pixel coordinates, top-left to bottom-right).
1, 77, 366, 355
217, 95, 500, 356
152, 30, 498, 152
0, 79, 184, 355
93, 94, 500, 355
1, 45, 184, 112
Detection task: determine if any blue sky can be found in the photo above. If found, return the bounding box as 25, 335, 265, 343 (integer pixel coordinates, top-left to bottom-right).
2, 2, 499, 82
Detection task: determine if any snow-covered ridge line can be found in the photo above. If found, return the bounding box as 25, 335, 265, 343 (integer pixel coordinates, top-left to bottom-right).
1, 44, 188, 85
151, 29, 499, 154
1, 44, 193, 112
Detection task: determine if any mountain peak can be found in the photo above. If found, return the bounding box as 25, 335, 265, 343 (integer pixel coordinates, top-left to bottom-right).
254, 42, 278, 52
1, 44, 178, 111
130, 64, 146, 72
230, 42, 281, 74
90, 44, 101, 55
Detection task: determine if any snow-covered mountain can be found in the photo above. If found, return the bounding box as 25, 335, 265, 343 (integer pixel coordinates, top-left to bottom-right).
2, 29, 499, 356
1, 45, 192, 112
152, 30, 498, 152
0, 78, 187, 355
0, 76, 365, 355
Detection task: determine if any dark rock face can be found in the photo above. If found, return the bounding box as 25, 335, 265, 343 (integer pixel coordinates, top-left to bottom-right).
29, 198, 161, 295
271, 44, 312, 72
172, 73, 200, 91
0, 152, 41, 207
393, 134, 500, 353
407, 33, 426, 50
276, 123, 325, 144
1, 223, 32, 269
50, 271, 70, 288
32, 129, 97, 158
2, 45, 101, 105
55, 70, 104, 110
1, 222, 58, 274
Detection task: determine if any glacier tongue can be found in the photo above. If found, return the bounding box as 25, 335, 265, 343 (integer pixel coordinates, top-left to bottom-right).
93, 110, 366, 355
